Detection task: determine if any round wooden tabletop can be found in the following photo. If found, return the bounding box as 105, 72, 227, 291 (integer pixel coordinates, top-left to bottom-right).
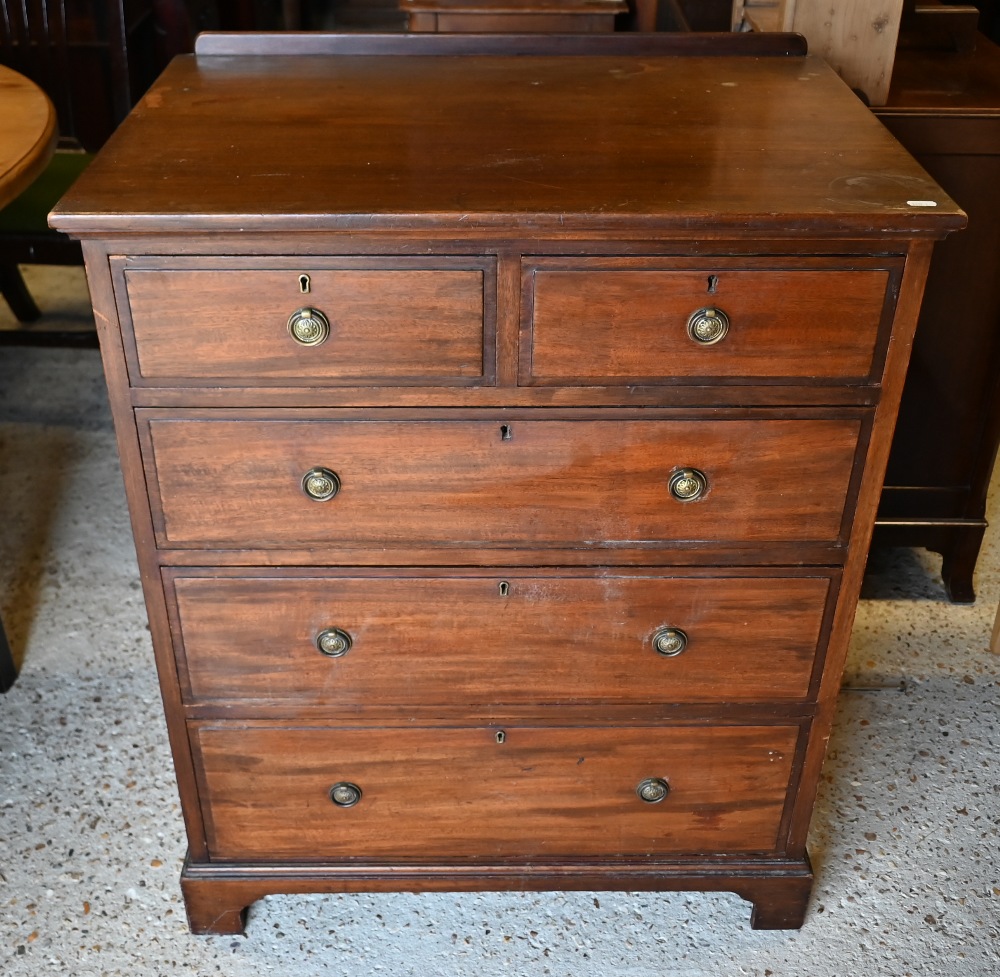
0, 63, 57, 211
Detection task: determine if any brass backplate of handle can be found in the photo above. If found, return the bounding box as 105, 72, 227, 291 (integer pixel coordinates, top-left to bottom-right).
636, 777, 670, 803
668, 467, 708, 502
302, 466, 340, 501
288, 307, 331, 346
687, 307, 729, 345
652, 626, 688, 657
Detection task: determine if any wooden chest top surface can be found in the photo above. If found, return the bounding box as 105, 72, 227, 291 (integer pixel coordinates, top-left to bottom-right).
50, 45, 963, 237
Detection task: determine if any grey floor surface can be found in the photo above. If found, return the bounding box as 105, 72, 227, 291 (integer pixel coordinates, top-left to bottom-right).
1, 266, 998, 976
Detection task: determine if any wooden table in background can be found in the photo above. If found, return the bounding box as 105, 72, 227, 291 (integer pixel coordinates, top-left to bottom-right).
0, 64, 56, 209
0, 63, 57, 693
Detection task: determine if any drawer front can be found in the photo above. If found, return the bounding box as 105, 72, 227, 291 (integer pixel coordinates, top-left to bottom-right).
121, 264, 490, 384
523, 261, 894, 384
142, 415, 863, 549
170, 572, 833, 704
192, 724, 800, 860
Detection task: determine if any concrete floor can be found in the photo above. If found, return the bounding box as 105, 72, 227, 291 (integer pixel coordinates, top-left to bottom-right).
1, 266, 999, 975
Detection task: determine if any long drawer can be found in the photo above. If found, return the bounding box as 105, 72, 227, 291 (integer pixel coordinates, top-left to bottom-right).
191, 723, 801, 860
168, 571, 834, 704
523, 258, 897, 385
140, 414, 865, 549
118, 262, 491, 384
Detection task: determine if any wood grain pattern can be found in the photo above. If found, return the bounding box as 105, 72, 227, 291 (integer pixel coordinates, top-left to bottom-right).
170, 572, 832, 704
784, 240, 939, 855
739, 1, 905, 105
49, 47, 961, 237
525, 262, 893, 383
50, 40, 961, 932
0, 64, 57, 210
179, 859, 814, 934
790, 0, 905, 105
80, 244, 213, 862
732, 0, 795, 33
142, 414, 864, 549
192, 723, 800, 860
124, 265, 489, 383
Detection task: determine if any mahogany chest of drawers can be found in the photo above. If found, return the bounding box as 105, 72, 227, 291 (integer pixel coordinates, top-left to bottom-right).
50, 32, 963, 934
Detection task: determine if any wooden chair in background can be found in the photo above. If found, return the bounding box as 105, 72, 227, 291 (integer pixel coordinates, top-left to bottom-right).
0, 0, 157, 343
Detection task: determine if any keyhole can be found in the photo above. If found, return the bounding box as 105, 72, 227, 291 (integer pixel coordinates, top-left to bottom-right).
299, 274, 311, 294
498, 580, 510, 597
500, 424, 512, 441
495, 730, 506, 744
707, 275, 719, 294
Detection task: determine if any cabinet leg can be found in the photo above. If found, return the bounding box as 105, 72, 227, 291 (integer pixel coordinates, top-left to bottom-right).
180, 876, 252, 935
745, 877, 813, 930
940, 528, 984, 604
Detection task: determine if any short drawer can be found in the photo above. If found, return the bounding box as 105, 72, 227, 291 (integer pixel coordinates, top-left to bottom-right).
141, 413, 865, 549
117, 260, 492, 384
192, 723, 800, 860
168, 571, 834, 704
523, 258, 898, 385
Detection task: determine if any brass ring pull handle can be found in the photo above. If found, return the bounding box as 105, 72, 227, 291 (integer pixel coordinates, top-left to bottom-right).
687, 307, 730, 345
288, 307, 331, 346
329, 782, 362, 808
652, 626, 688, 657
668, 467, 708, 502
316, 627, 352, 657
302, 467, 340, 502
636, 778, 670, 804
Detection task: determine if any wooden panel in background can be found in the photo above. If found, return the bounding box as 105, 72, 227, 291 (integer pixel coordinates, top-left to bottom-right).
733, 0, 906, 104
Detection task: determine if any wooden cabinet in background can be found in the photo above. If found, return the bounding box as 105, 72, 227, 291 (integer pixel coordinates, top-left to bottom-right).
401, 0, 627, 32
871, 32, 1000, 602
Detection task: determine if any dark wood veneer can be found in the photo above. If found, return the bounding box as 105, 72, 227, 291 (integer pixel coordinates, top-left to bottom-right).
523, 260, 898, 385
52, 38, 959, 239
50, 33, 961, 934
191, 724, 801, 860
125, 268, 489, 384
168, 571, 832, 705
140, 414, 864, 550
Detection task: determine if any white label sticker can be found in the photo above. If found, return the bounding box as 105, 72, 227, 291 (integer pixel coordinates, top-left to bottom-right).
906, 200, 939, 207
